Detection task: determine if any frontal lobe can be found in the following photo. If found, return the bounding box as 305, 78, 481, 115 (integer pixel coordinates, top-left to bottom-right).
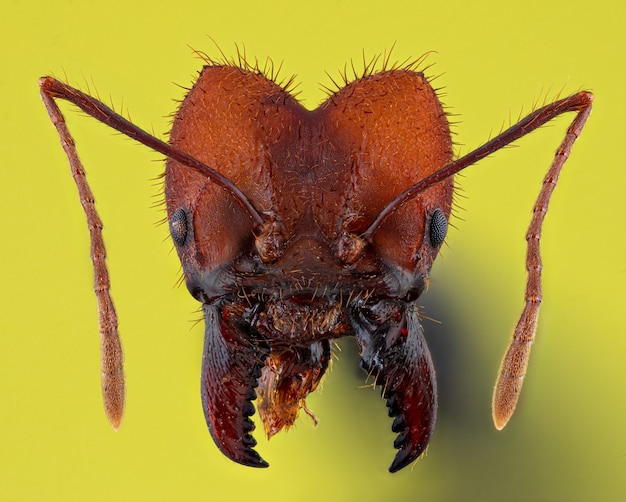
315, 69, 454, 278
165, 64, 308, 283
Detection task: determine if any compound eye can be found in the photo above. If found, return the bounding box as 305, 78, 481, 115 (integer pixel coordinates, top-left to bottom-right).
169, 208, 188, 247
429, 209, 448, 248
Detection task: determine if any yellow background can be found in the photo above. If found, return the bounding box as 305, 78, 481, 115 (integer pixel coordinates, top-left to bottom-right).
2, 1, 624, 500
